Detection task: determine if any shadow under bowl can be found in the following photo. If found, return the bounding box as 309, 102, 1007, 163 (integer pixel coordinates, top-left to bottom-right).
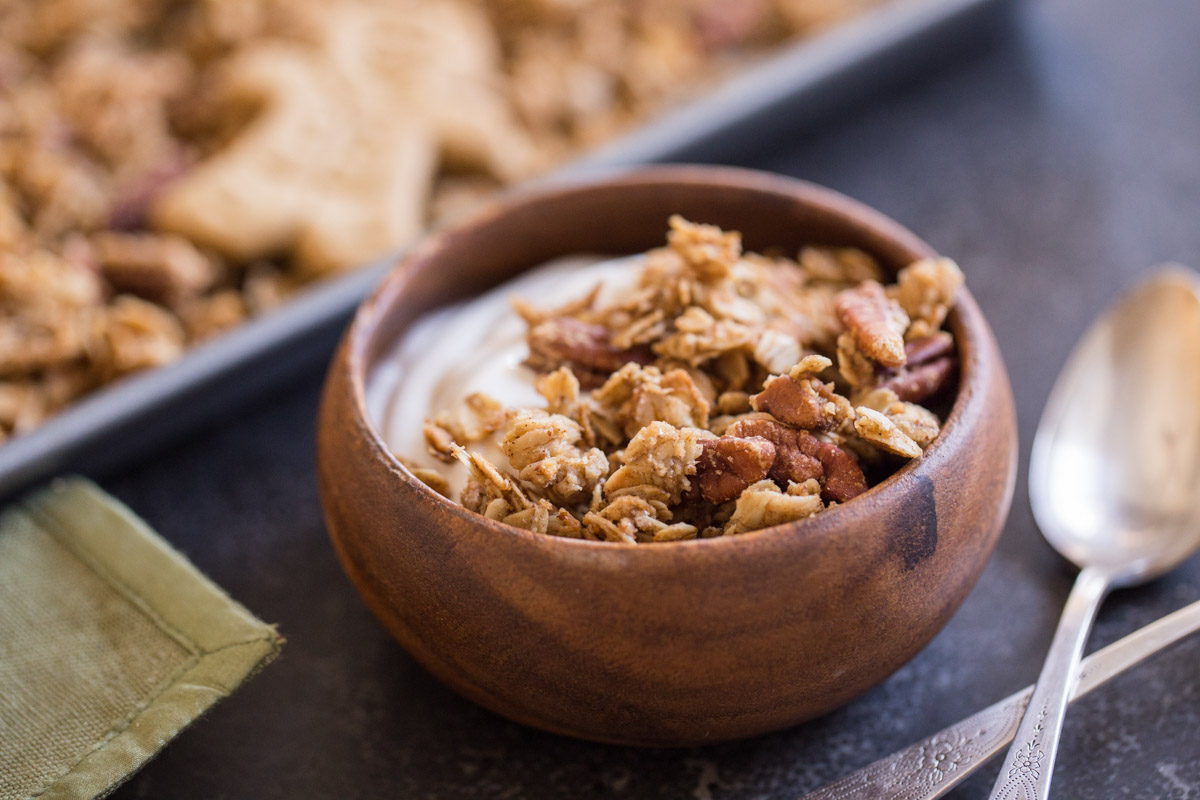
316, 165, 1018, 747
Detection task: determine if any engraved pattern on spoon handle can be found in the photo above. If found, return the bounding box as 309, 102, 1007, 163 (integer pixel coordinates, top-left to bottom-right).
799, 689, 1029, 800
987, 567, 1110, 800
798, 597, 1200, 800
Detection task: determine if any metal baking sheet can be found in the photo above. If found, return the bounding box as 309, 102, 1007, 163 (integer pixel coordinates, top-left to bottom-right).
0, 0, 1011, 499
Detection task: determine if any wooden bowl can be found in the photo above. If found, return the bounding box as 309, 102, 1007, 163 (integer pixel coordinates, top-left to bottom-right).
316, 165, 1017, 746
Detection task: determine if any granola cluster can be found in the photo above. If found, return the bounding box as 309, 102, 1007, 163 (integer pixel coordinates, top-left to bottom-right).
0, 0, 888, 443
418, 217, 963, 542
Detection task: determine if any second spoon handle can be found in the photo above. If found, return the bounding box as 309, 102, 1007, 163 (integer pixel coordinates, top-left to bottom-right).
986, 566, 1110, 800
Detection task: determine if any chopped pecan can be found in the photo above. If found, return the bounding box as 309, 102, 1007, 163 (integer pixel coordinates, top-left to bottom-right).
725, 416, 823, 486
835, 280, 909, 367
870, 331, 957, 403
804, 434, 868, 502
879, 357, 957, 404
693, 435, 776, 504
107, 150, 190, 230
527, 317, 651, 386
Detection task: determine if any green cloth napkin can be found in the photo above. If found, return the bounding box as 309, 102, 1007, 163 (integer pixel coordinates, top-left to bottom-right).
0, 478, 282, 800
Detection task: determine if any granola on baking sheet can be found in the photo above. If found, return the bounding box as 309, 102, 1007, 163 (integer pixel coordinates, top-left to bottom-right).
414, 217, 962, 541
0, 0, 891, 443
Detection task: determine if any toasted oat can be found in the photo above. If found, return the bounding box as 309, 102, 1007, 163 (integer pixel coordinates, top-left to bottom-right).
753, 327, 803, 374
896, 257, 964, 339
604, 421, 711, 505
455, 444, 533, 521
724, 479, 824, 535
90, 295, 186, 380
403, 462, 452, 498
884, 400, 941, 448
583, 494, 696, 544
653, 306, 756, 365
501, 410, 608, 506
853, 407, 922, 458
178, 289, 248, 342
799, 246, 884, 285
715, 390, 752, 415
667, 215, 741, 282
0, 382, 49, 435
424, 392, 507, 462
593, 363, 710, 438
93, 231, 217, 307
836, 331, 877, 390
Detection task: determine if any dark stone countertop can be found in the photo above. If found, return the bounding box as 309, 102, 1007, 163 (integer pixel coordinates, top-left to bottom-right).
106, 0, 1200, 796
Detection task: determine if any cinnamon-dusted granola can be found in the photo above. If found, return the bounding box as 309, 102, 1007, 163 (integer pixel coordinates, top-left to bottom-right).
406, 217, 963, 542
0, 0, 891, 443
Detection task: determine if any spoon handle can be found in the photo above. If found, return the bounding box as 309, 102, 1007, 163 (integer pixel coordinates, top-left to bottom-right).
986, 567, 1110, 800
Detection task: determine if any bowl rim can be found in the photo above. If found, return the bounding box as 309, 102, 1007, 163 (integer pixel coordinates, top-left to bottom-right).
338, 164, 987, 552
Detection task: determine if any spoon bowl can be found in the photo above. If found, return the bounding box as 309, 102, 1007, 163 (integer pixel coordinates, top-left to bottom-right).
1029, 266, 1200, 585
989, 266, 1200, 800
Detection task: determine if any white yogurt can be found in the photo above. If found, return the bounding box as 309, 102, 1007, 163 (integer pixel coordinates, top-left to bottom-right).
368, 254, 643, 497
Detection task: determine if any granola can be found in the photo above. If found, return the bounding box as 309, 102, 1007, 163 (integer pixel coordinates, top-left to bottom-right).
404, 218, 962, 541
0, 0, 893, 443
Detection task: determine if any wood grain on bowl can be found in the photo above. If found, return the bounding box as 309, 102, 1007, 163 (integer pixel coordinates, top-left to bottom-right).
316, 165, 1018, 746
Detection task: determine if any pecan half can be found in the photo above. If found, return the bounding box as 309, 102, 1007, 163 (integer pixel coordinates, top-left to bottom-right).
526, 317, 652, 387
835, 280, 909, 368
693, 435, 776, 504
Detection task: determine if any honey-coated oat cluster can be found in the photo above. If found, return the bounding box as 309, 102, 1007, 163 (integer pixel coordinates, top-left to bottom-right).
419, 217, 963, 542
0, 0, 887, 442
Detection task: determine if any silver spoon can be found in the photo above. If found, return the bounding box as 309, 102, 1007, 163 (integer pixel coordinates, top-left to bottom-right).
987, 266, 1200, 800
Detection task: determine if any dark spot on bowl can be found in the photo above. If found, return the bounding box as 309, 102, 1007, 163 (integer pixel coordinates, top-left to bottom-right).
890, 474, 938, 570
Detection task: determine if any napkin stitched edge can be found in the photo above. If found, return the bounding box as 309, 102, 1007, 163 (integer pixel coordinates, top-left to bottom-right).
16, 478, 282, 800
